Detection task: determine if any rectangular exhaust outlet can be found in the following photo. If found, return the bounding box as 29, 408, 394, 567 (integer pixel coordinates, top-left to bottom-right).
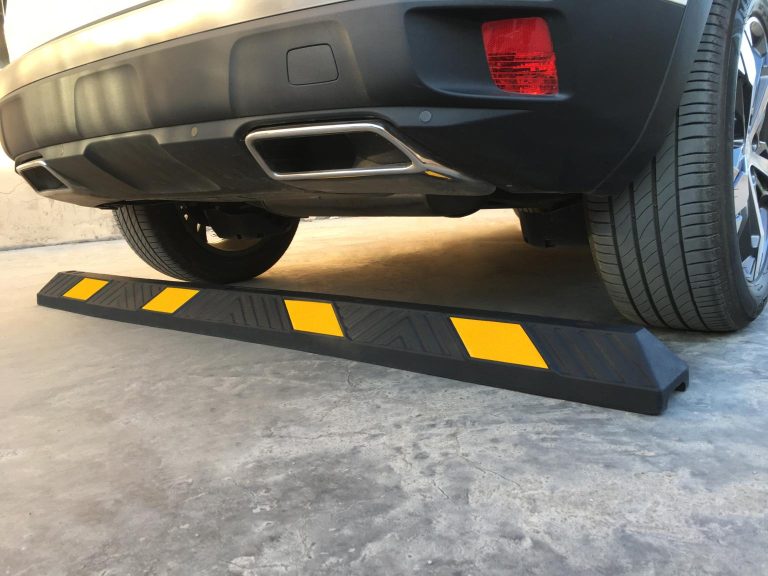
16, 159, 70, 193
245, 122, 462, 182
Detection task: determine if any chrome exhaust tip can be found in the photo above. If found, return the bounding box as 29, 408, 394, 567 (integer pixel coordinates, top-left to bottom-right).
15, 159, 72, 194
244, 122, 473, 184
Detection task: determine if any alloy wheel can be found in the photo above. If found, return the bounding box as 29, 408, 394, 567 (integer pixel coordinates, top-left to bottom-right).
734, 15, 768, 284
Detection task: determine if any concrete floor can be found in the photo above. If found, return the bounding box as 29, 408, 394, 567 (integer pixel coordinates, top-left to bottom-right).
0, 212, 766, 576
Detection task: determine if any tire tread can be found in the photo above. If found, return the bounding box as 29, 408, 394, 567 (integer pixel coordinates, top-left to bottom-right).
587, 0, 748, 331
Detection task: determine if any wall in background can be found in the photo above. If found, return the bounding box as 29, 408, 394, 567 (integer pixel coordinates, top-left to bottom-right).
0, 156, 119, 250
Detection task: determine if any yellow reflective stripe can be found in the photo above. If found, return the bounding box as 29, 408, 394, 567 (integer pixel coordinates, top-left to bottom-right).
63, 278, 108, 301
450, 317, 548, 369
284, 300, 344, 337
142, 287, 199, 314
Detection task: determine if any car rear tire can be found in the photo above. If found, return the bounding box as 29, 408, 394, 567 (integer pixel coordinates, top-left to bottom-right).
115, 203, 298, 283
587, 0, 768, 331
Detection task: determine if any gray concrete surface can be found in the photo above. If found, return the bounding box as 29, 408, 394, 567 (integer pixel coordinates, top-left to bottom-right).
0, 212, 766, 576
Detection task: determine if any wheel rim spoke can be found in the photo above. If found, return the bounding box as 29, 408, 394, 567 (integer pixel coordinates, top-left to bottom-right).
741, 32, 759, 86
744, 19, 768, 140
752, 186, 768, 279
734, 148, 750, 235
751, 151, 768, 177
748, 69, 768, 141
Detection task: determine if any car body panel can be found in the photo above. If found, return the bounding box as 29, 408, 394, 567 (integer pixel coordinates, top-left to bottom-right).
0, 0, 351, 98
0, 0, 713, 212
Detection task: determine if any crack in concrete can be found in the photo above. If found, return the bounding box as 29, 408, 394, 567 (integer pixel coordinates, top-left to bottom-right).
453, 430, 521, 489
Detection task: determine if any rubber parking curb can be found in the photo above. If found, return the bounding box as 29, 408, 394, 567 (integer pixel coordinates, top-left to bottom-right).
38, 271, 689, 415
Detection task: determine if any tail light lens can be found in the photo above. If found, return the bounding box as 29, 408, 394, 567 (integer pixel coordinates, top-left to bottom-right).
482, 17, 559, 96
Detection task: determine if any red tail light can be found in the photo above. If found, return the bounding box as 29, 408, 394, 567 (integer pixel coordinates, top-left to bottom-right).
482, 17, 559, 96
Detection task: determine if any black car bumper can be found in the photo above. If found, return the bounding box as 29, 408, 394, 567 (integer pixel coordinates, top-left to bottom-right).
1, 0, 712, 207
